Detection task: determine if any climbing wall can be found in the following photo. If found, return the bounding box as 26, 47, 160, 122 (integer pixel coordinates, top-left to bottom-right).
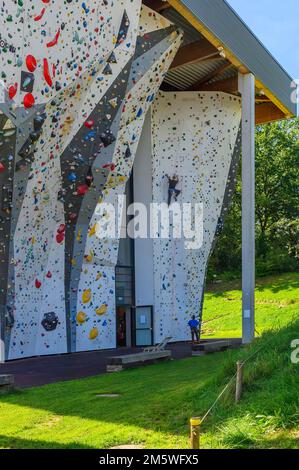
151, 92, 241, 343
0, 3, 182, 360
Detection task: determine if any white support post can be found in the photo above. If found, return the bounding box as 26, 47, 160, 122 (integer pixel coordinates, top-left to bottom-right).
238, 73, 255, 344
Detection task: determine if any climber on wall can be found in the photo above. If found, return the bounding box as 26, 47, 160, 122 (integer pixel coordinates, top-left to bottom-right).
188, 315, 200, 343
166, 174, 181, 206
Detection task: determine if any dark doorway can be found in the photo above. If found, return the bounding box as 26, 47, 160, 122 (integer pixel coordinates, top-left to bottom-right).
116, 307, 128, 347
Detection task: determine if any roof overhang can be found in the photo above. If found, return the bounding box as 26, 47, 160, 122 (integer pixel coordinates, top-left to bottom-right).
144, 0, 297, 123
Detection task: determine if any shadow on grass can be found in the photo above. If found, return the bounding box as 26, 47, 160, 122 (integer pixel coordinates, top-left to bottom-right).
0, 435, 95, 449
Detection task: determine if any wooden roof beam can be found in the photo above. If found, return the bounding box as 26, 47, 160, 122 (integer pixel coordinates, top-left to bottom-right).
142, 1, 171, 12
255, 102, 285, 125
195, 76, 239, 94
170, 39, 219, 70
192, 77, 284, 124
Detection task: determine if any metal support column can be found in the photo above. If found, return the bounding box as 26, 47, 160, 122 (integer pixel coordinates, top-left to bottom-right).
238, 73, 255, 344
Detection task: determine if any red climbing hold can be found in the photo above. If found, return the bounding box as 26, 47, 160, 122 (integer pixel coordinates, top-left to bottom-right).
34, 7, 46, 21
77, 184, 89, 196
23, 93, 35, 109
56, 232, 65, 244
69, 213, 77, 221
46, 29, 61, 48
57, 224, 66, 234
35, 279, 42, 289
26, 55, 37, 73
84, 120, 94, 129
102, 163, 116, 171
8, 83, 18, 100
0, 163, 5, 173
46, 271, 52, 279
43, 58, 53, 87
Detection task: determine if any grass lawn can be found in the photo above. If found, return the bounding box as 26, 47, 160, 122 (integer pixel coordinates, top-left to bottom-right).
0, 272, 298, 449
202, 272, 299, 338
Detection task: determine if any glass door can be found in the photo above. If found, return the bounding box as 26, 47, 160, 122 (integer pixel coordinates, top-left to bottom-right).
135, 306, 153, 347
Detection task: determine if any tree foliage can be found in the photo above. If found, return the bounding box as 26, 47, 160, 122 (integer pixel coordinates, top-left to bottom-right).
209, 118, 299, 279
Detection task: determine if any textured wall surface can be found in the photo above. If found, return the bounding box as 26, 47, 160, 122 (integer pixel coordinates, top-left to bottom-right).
0, 2, 182, 360
151, 92, 241, 343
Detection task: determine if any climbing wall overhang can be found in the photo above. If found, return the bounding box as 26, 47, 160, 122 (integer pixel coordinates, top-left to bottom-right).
0, 2, 182, 360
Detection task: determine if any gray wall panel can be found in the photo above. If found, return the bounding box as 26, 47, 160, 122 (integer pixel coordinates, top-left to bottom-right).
180, 0, 297, 116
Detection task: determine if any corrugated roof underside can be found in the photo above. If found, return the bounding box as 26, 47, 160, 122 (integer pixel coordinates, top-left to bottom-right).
165, 59, 231, 90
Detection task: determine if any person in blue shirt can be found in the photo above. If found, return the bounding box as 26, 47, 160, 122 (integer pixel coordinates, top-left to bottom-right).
188, 315, 200, 343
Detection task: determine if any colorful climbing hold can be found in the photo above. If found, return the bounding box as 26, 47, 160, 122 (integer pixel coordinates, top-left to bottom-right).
76, 312, 87, 324
8, 83, 17, 100
89, 327, 98, 340
23, 93, 35, 109
96, 304, 107, 316
84, 120, 94, 129
43, 59, 53, 87
82, 289, 92, 304
77, 184, 89, 196
26, 55, 37, 73
46, 29, 61, 48
34, 8, 46, 22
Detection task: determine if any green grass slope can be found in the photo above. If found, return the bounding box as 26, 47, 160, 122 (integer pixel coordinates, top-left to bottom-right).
202, 272, 299, 338
0, 273, 298, 449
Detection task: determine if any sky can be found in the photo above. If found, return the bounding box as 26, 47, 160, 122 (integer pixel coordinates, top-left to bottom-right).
226, 0, 299, 79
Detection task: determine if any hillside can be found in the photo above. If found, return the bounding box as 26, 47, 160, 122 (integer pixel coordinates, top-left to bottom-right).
0, 273, 298, 449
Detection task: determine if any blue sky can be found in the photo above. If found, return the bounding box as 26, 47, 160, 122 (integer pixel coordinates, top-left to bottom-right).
227, 0, 299, 79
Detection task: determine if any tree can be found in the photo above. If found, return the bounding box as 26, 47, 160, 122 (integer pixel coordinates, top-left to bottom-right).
255, 119, 299, 258
209, 118, 299, 278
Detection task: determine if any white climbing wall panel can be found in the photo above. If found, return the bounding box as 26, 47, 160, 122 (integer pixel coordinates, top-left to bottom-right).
0, 2, 182, 360
151, 92, 241, 343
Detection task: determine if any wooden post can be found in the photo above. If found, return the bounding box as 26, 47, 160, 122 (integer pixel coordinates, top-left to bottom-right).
190, 417, 200, 449
235, 361, 244, 403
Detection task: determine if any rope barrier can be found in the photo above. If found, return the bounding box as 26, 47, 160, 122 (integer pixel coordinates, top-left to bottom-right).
200, 372, 237, 424
198, 320, 292, 424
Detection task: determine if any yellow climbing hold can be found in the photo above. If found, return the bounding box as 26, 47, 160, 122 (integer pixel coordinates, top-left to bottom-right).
96, 272, 102, 281
88, 223, 97, 237
85, 250, 94, 263
82, 289, 92, 304
96, 304, 107, 316
76, 311, 87, 324
76, 229, 82, 242
89, 327, 98, 340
